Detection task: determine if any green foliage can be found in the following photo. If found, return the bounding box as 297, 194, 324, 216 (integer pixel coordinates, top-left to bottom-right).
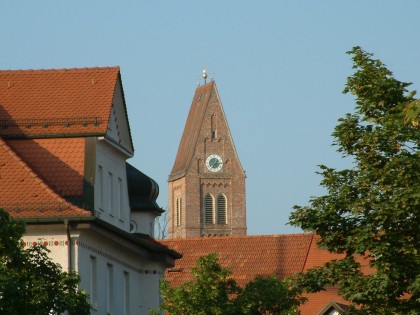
159, 253, 241, 315
289, 47, 420, 314
237, 276, 304, 315
159, 253, 303, 315
0, 209, 90, 315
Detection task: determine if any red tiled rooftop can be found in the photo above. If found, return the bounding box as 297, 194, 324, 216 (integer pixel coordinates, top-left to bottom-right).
160, 234, 358, 314
300, 288, 348, 315
303, 234, 346, 270
0, 138, 90, 219
161, 234, 313, 287
6, 138, 85, 197
0, 67, 119, 137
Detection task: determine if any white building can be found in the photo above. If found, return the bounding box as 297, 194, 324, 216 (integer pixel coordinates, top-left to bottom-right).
0, 67, 180, 314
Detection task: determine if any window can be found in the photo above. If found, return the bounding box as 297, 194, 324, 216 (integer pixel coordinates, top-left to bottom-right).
98, 166, 104, 210
211, 114, 217, 139
176, 197, 182, 226
107, 263, 114, 313
204, 193, 215, 224
90, 256, 97, 306
217, 194, 227, 224
108, 172, 114, 215
117, 178, 123, 219
124, 271, 130, 315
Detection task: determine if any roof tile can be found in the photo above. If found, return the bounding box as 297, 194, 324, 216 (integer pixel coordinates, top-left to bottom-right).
0, 138, 90, 218
6, 138, 85, 197
161, 234, 313, 287
160, 234, 359, 314
0, 67, 119, 138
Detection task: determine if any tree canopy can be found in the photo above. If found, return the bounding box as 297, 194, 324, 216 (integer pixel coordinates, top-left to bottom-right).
159, 253, 303, 315
289, 47, 420, 314
0, 209, 90, 315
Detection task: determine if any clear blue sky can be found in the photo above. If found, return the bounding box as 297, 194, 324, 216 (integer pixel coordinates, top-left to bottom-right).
2, 1, 419, 235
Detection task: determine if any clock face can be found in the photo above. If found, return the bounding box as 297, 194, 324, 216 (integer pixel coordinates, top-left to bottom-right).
206, 154, 223, 172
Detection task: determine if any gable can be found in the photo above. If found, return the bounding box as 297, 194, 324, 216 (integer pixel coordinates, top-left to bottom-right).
169, 81, 244, 181
105, 75, 134, 155
0, 67, 119, 138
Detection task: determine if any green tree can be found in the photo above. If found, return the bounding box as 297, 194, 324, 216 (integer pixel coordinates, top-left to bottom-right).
237, 276, 303, 315
159, 253, 303, 315
289, 47, 420, 314
0, 209, 90, 315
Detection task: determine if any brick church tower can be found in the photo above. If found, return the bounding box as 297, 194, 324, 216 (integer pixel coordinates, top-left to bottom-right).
168, 79, 247, 238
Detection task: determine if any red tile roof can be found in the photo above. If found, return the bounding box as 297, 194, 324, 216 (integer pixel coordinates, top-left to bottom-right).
0, 67, 119, 138
0, 138, 90, 218
169, 82, 214, 180
161, 234, 313, 287
300, 288, 348, 315
6, 138, 85, 197
303, 234, 346, 270
160, 234, 355, 314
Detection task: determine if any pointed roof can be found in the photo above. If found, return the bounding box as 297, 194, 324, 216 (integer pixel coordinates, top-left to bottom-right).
169, 81, 244, 181
0, 138, 91, 219
169, 82, 215, 180
0, 67, 129, 140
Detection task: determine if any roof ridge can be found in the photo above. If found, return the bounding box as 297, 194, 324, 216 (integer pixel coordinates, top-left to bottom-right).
163, 233, 312, 241
0, 138, 89, 216
0, 66, 120, 73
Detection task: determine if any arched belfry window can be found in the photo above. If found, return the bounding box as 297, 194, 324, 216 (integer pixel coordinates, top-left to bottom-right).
176, 197, 182, 226
204, 193, 215, 224
217, 194, 227, 224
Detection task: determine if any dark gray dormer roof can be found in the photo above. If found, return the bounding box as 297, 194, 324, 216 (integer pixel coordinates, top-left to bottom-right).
126, 162, 163, 214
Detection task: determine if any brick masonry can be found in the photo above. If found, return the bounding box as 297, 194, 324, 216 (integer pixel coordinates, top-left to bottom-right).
168, 84, 247, 238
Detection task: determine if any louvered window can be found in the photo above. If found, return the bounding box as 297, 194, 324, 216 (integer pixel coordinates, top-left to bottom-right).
217, 194, 227, 224
204, 194, 214, 224
176, 198, 182, 226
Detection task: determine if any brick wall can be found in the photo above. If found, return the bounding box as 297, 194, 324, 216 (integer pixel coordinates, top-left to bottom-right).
168, 85, 247, 238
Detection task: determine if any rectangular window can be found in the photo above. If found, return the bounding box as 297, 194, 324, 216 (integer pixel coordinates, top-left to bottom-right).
98, 166, 104, 210
107, 263, 114, 313
90, 256, 97, 306
124, 271, 129, 315
108, 172, 114, 215
211, 114, 217, 139
117, 178, 123, 220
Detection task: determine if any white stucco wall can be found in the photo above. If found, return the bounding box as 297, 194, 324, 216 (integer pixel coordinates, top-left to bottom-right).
24, 225, 167, 315
23, 225, 72, 271
131, 212, 156, 237
77, 230, 165, 314
95, 137, 131, 232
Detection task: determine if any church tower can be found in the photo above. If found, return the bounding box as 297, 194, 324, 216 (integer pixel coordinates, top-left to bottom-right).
168, 78, 247, 238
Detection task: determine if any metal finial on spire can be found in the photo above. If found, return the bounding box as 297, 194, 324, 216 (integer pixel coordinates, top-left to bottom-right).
202, 65, 208, 84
